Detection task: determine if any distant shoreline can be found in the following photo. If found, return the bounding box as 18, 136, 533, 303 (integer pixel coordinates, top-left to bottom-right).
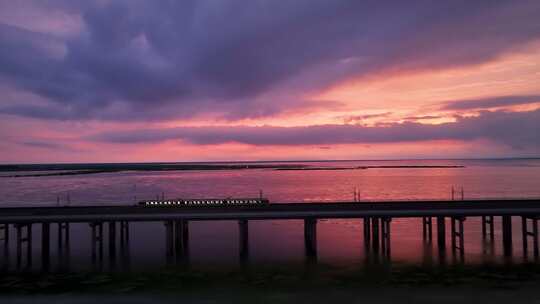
276, 165, 465, 171
0, 163, 307, 177
0, 163, 465, 177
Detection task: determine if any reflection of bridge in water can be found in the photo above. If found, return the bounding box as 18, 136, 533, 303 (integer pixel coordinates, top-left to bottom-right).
1, 199, 540, 271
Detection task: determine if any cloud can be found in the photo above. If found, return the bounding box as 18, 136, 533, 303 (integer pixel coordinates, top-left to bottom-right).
91, 109, 540, 150
403, 115, 442, 121
442, 95, 540, 110
342, 112, 392, 124
1, 1, 540, 121
19, 140, 80, 152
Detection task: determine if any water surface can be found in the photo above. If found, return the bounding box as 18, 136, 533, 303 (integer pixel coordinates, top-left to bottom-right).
1, 159, 540, 271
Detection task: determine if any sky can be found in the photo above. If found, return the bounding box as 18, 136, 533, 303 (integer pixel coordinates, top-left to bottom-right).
1, 0, 540, 163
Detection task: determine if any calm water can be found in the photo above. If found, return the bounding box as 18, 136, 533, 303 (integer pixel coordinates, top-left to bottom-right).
1, 159, 540, 271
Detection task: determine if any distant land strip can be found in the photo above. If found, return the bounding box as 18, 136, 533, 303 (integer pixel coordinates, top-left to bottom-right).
0, 163, 465, 177
0, 163, 307, 177
275, 165, 465, 171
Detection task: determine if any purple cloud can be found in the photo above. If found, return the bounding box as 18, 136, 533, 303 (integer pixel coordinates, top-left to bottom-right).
91, 109, 540, 150
1, 1, 540, 121
342, 112, 393, 124
442, 95, 540, 110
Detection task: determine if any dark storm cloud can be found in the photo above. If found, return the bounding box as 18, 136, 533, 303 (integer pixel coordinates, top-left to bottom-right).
92, 109, 540, 150
1, 1, 540, 120
442, 95, 540, 110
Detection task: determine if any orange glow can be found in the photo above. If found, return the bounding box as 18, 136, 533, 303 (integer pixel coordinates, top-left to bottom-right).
313, 44, 540, 125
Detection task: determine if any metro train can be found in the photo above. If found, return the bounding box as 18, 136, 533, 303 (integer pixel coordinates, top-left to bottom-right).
138, 197, 269, 207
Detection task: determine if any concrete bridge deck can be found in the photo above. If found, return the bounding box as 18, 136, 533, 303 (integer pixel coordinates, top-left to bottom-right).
1, 199, 540, 223
1, 199, 540, 271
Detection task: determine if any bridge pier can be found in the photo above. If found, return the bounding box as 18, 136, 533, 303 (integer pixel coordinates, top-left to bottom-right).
502, 215, 513, 257
174, 220, 185, 262
371, 217, 380, 254
481, 216, 494, 242
436, 216, 448, 264
238, 220, 249, 262
176, 220, 189, 262
521, 216, 539, 260
436, 217, 446, 253
304, 218, 317, 258
364, 217, 391, 258
381, 217, 391, 257
108, 221, 117, 268
57, 222, 70, 270
165, 221, 174, 261
450, 216, 465, 261
363, 217, 371, 251
422, 217, 433, 243
180, 220, 189, 261
0, 224, 9, 270
41, 223, 50, 272
119, 221, 130, 267
90, 222, 104, 268
164, 220, 189, 263
15, 223, 32, 270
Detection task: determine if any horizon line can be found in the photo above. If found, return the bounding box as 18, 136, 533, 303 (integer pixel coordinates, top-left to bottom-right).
1, 156, 539, 166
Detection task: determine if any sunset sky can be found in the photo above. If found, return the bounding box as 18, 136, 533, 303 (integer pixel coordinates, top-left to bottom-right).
1, 1, 539, 163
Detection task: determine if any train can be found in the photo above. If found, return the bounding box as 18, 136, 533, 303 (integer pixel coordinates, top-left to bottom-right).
138, 197, 270, 207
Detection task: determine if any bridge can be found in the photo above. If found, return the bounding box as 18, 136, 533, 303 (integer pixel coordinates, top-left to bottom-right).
1, 199, 540, 271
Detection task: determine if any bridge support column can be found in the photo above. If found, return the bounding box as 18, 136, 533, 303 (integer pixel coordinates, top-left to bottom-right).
15, 223, 32, 270
422, 217, 433, 243
502, 215, 513, 257
174, 220, 182, 261
174, 220, 189, 262
436, 217, 446, 253
482, 216, 494, 242
371, 217, 380, 254
451, 217, 465, 261
364, 217, 391, 258
238, 220, 249, 262
521, 216, 539, 260
41, 223, 50, 272
304, 218, 317, 258
173, 220, 185, 262
0, 224, 9, 270
57, 222, 70, 269
90, 222, 104, 268
363, 217, 371, 251
108, 221, 117, 267
164, 221, 174, 262
165, 220, 189, 263
119, 221, 130, 268
381, 217, 392, 257
182, 220, 190, 260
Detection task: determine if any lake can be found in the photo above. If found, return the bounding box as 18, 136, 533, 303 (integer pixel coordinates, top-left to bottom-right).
1, 158, 540, 271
